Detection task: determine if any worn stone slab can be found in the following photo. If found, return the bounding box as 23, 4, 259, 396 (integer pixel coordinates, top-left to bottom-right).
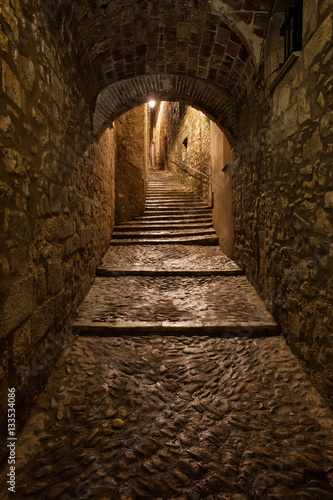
114, 222, 214, 231
97, 268, 243, 277
4, 335, 333, 500
144, 207, 211, 214
74, 276, 277, 329
137, 213, 213, 221
110, 235, 219, 245
98, 244, 242, 272
112, 228, 216, 239
73, 320, 278, 337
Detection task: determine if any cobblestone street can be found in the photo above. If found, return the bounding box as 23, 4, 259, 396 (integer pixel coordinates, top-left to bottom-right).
2, 171, 333, 499
4, 336, 333, 500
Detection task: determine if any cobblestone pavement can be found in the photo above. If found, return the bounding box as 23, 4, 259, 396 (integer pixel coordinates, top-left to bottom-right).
3, 171, 333, 499
74, 276, 274, 325
3, 335, 333, 500
98, 245, 241, 273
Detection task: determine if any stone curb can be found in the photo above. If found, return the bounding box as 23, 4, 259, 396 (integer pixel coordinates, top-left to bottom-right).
110, 236, 219, 245
72, 320, 279, 337
96, 267, 244, 277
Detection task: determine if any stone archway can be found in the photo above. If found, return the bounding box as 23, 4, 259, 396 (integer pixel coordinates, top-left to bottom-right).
40, 0, 274, 142
93, 74, 238, 143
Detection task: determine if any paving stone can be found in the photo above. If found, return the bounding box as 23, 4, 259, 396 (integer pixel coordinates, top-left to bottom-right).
98, 244, 242, 274
1, 335, 333, 499
2, 172, 333, 499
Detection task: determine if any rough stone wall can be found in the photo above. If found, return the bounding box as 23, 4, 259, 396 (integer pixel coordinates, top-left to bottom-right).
232, 2, 333, 404
211, 123, 233, 258
154, 103, 211, 201
0, 2, 116, 461
114, 105, 148, 224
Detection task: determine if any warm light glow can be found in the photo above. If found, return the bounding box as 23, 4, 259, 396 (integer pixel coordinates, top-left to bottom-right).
149, 100, 156, 108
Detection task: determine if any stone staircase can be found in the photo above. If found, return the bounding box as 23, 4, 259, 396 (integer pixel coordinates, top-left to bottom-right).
110, 170, 219, 245
74, 170, 278, 337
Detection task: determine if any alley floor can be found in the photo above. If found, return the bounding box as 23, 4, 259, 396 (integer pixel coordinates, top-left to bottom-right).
3, 335, 333, 500
2, 171, 333, 499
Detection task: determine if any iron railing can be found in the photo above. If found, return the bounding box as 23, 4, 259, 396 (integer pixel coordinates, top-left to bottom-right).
167, 155, 210, 182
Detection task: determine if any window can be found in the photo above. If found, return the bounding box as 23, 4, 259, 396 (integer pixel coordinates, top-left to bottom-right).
280, 0, 303, 62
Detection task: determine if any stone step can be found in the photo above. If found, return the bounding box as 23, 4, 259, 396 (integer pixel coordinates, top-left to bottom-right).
146, 190, 190, 195
74, 275, 278, 338
147, 186, 190, 190
145, 201, 207, 207
146, 197, 202, 203
98, 245, 243, 273
135, 214, 213, 221
110, 235, 220, 245
112, 228, 217, 239
124, 217, 213, 225
74, 321, 278, 337
147, 189, 201, 195
144, 208, 212, 215
114, 223, 214, 231
97, 268, 243, 277
147, 184, 191, 187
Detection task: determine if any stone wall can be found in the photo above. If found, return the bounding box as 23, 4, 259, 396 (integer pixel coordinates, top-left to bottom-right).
154, 102, 211, 201
211, 123, 233, 258
114, 105, 148, 224
232, 2, 333, 404
0, 2, 116, 461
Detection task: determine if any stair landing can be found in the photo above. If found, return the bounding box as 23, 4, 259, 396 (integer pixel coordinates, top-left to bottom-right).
74, 170, 278, 338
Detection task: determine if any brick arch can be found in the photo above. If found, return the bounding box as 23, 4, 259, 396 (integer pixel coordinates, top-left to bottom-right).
93, 74, 238, 143
42, 0, 274, 141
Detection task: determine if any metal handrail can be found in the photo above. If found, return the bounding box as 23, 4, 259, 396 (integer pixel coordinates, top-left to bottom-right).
167, 155, 210, 181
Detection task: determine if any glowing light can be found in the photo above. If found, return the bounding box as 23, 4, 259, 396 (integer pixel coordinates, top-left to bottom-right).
149, 100, 156, 108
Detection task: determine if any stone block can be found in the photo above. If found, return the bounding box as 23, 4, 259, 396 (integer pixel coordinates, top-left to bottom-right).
315, 208, 333, 237
36, 268, 47, 305
16, 54, 36, 92
325, 191, 333, 208
44, 219, 58, 243
303, 13, 332, 69
0, 115, 13, 138
64, 234, 81, 256
302, 0, 318, 41
30, 298, 56, 346
0, 181, 14, 201
13, 319, 31, 365
320, 110, 333, 138
1, 61, 22, 108
303, 130, 322, 161
80, 228, 91, 248
10, 247, 27, 275
297, 88, 311, 125
0, 275, 33, 338
4, 209, 31, 241
50, 184, 69, 213
279, 103, 298, 140
47, 261, 63, 295
1, 148, 31, 175
41, 151, 60, 181
58, 216, 75, 239
39, 194, 51, 215
0, 26, 8, 52
177, 23, 191, 39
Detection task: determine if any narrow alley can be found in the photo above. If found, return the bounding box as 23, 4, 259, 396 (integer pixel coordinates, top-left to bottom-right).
1, 1, 332, 499
1, 171, 333, 500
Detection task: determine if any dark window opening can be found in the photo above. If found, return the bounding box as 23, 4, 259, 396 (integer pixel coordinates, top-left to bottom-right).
182, 137, 188, 149
280, 0, 303, 62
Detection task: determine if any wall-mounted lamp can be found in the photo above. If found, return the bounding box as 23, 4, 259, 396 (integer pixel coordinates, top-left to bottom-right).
149, 100, 156, 108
